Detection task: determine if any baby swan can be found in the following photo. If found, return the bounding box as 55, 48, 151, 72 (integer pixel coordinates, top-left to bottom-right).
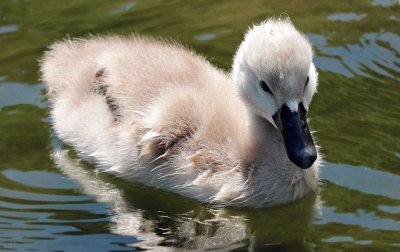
40, 18, 321, 208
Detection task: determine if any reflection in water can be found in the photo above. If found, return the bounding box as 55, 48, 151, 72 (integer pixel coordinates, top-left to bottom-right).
54, 150, 321, 251
54, 150, 166, 250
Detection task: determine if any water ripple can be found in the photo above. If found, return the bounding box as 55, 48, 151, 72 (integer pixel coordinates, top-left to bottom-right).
370, 0, 398, 7
0, 187, 92, 203
316, 207, 400, 231
321, 162, 400, 200
2, 170, 78, 190
309, 32, 400, 79
328, 13, 367, 22
0, 25, 19, 34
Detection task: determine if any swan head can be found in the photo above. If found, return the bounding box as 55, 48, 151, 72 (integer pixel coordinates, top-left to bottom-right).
232, 18, 318, 169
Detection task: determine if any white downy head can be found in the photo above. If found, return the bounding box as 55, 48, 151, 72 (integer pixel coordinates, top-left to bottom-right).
232, 18, 318, 124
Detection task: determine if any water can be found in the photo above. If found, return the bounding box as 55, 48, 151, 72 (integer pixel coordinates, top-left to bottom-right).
0, 0, 399, 251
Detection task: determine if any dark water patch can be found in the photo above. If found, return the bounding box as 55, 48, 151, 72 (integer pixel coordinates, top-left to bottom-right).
0, 104, 52, 170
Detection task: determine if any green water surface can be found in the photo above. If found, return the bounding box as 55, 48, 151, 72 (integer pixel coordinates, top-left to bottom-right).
0, 0, 399, 251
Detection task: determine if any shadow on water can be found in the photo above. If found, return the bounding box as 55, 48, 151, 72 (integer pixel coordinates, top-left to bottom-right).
53, 150, 320, 251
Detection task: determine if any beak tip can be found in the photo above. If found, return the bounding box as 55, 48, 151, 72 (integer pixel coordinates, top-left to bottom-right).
291, 149, 317, 169
299, 155, 317, 169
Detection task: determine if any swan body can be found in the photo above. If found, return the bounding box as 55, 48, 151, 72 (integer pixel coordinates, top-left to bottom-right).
40, 18, 321, 208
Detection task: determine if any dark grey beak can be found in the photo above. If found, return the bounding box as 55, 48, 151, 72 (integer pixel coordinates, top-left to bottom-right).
272, 102, 317, 169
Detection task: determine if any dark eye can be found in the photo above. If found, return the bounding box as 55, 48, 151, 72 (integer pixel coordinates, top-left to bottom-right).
305, 76, 309, 87
260, 80, 273, 95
